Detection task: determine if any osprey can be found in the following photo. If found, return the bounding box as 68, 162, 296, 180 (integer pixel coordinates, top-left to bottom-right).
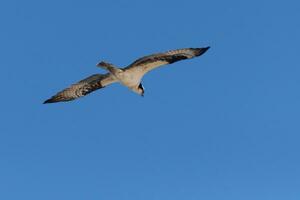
44, 47, 210, 104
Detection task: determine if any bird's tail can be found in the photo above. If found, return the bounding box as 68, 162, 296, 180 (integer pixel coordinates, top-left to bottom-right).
96, 61, 115, 70
96, 61, 122, 74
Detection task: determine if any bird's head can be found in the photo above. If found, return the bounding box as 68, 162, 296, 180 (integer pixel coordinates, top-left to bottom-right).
138, 83, 145, 97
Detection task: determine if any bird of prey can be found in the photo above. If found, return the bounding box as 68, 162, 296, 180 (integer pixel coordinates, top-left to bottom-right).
44, 47, 210, 104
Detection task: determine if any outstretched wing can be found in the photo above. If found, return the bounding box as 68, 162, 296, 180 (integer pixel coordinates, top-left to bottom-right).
124, 47, 210, 74
44, 73, 117, 104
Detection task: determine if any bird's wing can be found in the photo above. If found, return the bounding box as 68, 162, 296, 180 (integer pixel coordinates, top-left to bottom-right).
44, 73, 117, 104
124, 47, 210, 74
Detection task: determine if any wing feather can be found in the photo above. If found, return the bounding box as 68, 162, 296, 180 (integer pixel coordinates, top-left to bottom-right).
124, 47, 210, 74
44, 73, 117, 104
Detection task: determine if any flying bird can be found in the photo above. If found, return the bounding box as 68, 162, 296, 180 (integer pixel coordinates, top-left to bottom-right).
44, 47, 210, 104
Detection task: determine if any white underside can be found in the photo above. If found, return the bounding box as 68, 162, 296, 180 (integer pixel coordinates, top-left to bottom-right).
111, 69, 144, 93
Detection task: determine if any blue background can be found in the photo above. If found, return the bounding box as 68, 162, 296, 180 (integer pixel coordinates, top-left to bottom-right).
0, 0, 299, 199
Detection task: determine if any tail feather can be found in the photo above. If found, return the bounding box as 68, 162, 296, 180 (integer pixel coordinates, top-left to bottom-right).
96, 61, 122, 74
96, 61, 115, 69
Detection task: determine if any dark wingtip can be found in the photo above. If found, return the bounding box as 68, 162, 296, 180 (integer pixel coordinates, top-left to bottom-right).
43, 95, 74, 104
202, 46, 210, 53
195, 46, 210, 56
204, 46, 210, 51
43, 98, 55, 104
43, 96, 64, 104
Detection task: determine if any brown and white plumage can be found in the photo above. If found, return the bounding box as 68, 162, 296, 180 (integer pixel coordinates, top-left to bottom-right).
124, 47, 210, 74
44, 74, 117, 103
44, 47, 209, 104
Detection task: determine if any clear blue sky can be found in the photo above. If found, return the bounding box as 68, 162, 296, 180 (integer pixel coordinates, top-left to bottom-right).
0, 0, 299, 199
